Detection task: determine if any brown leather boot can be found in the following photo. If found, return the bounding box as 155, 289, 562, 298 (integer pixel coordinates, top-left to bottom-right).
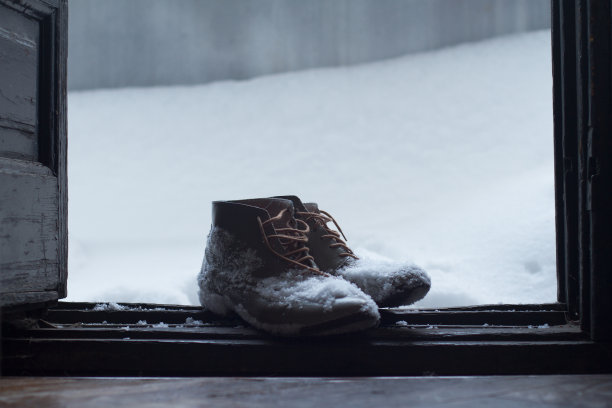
197, 198, 380, 336
276, 196, 431, 308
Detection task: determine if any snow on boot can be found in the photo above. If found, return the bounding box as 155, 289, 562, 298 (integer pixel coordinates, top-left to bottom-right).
276, 195, 431, 308
197, 198, 380, 336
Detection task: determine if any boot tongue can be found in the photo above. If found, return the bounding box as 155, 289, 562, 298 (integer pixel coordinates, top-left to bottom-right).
264, 200, 295, 230
302, 202, 327, 228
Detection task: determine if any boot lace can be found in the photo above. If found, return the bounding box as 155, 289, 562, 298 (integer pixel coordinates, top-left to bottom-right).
257, 208, 327, 275
296, 209, 359, 259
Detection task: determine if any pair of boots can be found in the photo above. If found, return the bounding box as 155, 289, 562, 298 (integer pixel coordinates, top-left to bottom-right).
197, 196, 430, 336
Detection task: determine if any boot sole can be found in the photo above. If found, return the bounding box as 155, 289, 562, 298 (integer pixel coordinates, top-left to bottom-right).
201, 284, 379, 336
234, 302, 379, 337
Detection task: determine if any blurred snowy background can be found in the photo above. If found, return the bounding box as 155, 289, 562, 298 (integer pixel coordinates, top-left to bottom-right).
66, 0, 555, 307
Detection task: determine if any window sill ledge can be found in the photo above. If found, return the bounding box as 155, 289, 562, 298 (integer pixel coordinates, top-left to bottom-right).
2, 302, 610, 376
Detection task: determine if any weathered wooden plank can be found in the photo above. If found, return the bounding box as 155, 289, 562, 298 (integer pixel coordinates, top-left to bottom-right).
0, 0, 57, 19
18, 324, 585, 342
0, 0, 67, 308
0, 156, 52, 175
0, 290, 57, 308
1, 375, 612, 408
0, 2, 38, 162
0, 2, 38, 121
0, 121, 37, 161
0, 160, 59, 301
2, 337, 610, 376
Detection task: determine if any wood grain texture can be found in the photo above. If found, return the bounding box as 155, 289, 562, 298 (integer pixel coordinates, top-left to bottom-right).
0, 0, 68, 308
0, 290, 57, 308
1, 0, 57, 18
0, 2, 39, 161
0, 159, 59, 304
1, 376, 612, 408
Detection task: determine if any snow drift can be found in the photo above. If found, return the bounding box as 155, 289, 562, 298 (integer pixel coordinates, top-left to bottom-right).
67, 30, 555, 307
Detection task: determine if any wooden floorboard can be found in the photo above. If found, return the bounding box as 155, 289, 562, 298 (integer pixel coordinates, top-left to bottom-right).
0, 375, 611, 408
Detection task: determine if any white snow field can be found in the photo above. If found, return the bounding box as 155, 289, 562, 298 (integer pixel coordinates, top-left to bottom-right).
67, 30, 555, 308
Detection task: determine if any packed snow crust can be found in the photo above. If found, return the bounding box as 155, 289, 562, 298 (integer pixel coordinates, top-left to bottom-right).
67, 31, 555, 308
336, 255, 430, 306
91, 303, 166, 312
198, 227, 379, 335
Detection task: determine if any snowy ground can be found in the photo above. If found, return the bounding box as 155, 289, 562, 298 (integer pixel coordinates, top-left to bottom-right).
67, 30, 555, 308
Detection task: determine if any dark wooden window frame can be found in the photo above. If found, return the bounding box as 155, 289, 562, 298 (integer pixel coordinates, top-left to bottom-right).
2, 0, 612, 376
552, 0, 612, 342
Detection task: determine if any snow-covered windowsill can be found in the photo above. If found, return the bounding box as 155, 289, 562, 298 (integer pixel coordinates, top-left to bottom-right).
3, 300, 599, 376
